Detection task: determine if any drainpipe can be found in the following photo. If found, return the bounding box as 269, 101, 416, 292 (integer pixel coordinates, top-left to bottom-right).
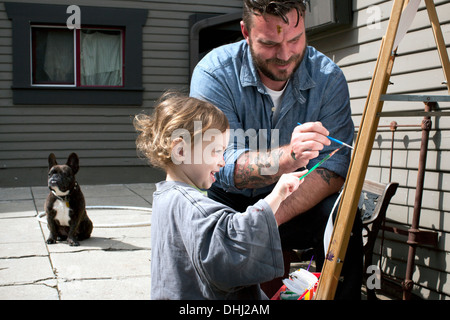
402, 101, 434, 300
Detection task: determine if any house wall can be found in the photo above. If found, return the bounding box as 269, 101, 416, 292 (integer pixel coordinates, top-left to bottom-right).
0, 0, 242, 187
308, 0, 450, 299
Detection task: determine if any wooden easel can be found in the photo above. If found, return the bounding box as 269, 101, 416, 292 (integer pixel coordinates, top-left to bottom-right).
315, 0, 450, 300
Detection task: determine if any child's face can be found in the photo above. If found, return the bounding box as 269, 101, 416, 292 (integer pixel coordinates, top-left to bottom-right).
171, 130, 229, 190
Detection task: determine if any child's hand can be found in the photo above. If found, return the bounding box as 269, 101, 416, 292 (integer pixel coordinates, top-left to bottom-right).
264, 170, 307, 214
273, 171, 306, 201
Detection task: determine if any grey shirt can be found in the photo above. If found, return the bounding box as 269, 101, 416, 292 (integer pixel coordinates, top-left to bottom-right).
150, 181, 284, 300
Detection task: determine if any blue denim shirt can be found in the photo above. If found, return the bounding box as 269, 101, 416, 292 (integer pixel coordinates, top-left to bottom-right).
190, 40, 354, 197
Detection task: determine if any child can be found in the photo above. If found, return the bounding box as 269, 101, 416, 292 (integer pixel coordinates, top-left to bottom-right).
134, 92, 305, 300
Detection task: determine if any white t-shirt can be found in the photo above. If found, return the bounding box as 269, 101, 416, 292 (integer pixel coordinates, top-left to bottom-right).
264, 81, 288, 123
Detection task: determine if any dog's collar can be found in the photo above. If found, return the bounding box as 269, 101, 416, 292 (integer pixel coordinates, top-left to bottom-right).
50, 182, 78, 202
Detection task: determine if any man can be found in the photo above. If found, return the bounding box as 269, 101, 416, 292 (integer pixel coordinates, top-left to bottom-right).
190, 0, 362, 299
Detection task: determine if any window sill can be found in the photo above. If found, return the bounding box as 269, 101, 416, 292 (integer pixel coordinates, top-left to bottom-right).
11, 86, 144, 105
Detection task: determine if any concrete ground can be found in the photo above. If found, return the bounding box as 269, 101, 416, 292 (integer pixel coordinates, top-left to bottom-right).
0, 184, 155, 300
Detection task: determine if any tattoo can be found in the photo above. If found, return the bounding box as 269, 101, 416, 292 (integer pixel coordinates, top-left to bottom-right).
316, 168, 340, 185
234, 150, 284, 189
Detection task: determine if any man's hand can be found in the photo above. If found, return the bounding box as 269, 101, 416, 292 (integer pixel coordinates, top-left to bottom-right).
284, 122, 331, 172
234, 122, 331, 189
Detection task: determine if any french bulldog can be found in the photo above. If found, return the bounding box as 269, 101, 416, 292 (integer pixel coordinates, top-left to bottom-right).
45, 153, 93, 246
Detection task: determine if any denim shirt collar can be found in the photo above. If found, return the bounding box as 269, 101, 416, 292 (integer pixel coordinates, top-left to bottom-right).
240, 44, 316, 103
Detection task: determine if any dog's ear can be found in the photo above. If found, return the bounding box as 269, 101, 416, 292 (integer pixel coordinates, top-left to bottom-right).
66, 153, 80, 174
48, 153, 57, 170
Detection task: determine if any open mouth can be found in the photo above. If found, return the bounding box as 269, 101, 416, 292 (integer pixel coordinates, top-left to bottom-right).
49, 186, 70, 196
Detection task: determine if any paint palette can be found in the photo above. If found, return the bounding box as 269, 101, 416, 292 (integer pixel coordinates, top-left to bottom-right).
271, 270, 320, 300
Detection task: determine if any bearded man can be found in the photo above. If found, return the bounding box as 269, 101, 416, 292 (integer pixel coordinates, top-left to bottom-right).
190, 0, 362, 300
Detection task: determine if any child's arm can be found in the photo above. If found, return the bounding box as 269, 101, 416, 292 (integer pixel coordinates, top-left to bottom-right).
264, 171, 306, 218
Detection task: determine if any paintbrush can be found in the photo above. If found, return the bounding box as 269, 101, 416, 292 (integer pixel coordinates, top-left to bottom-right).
299, 147, 342, 180
297, 122, 354, 150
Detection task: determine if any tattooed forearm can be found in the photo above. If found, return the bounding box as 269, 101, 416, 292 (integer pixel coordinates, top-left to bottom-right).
315, 168, 341, 185
234, 149, 284, 189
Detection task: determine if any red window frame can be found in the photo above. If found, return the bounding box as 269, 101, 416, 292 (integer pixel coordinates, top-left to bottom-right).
31, 24, 125, 88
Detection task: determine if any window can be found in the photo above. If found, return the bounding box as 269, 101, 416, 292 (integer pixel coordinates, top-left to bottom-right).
31, 26, 124, 87
305, 0, 352, 35
6, 3, 147, 105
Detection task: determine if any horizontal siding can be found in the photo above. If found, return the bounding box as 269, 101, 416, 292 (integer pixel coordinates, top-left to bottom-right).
374, 0, 450, 296
309, 0, 450, 299
0, 0, 242, 186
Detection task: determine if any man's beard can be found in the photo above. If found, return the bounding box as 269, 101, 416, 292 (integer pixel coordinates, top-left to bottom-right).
249, 43, 306, 82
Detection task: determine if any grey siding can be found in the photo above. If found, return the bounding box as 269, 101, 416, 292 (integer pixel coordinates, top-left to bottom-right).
0, 0, 242, 187
308, 0, 450, 299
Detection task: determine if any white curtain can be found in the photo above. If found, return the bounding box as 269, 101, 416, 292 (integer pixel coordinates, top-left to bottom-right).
41, 29, 74, 83
80, 31, 122, 86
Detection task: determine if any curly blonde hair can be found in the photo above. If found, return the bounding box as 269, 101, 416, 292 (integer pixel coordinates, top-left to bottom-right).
134, 92, 229, 170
